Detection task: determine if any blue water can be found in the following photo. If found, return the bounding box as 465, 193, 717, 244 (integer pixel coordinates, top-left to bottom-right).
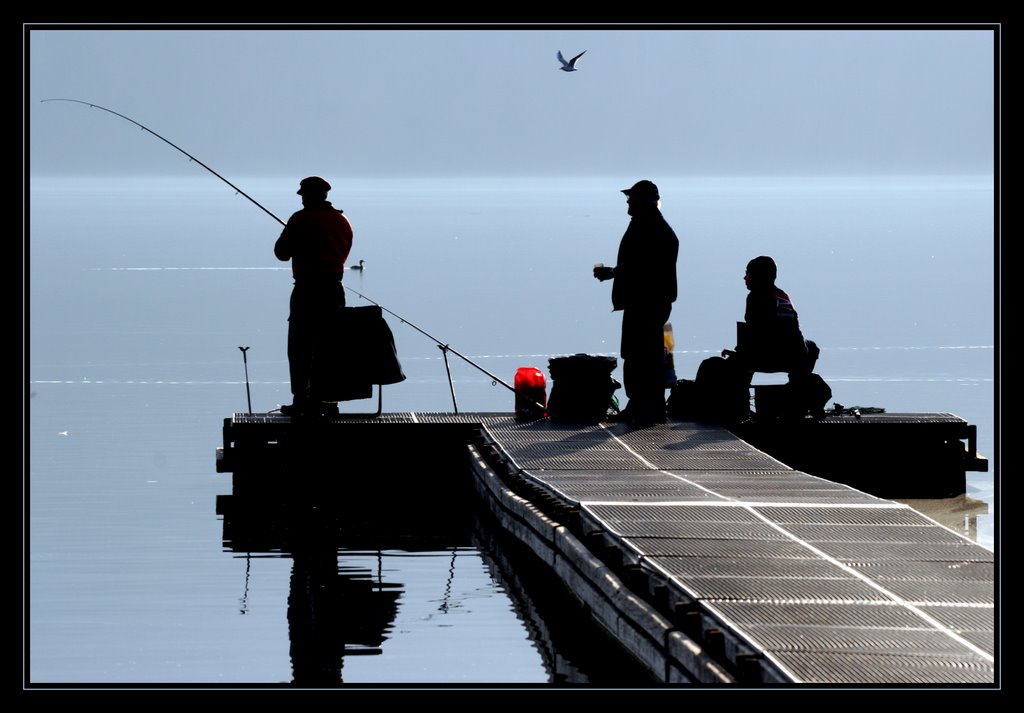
27, 175, 997, 685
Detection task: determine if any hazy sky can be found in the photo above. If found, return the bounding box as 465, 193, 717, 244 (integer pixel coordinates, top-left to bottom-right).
27, 25, 996, 178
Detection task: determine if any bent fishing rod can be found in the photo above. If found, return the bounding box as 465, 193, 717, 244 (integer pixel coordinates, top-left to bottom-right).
41, 98, 521, 406
41, 99, 284, 227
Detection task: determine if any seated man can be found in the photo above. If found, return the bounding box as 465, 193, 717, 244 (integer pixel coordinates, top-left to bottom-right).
724, 255, 818, 378
688, 256, 826, 424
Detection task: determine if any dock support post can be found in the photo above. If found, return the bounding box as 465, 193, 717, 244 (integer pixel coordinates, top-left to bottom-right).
704, 628, 725, 662
625, 565, 648, 598
652, 583, 669, 611
736, 653, 762, 684
674, 601, 703, 640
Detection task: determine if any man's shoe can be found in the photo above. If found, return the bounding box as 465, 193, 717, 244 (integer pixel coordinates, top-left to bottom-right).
280, 401, 339, 418
621, 404, 667, 427
280, 401, 311, 417
607, 404, 667, 426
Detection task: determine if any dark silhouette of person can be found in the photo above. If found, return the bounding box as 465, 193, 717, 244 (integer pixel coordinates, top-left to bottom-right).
594, 180, 679, 426
274, 176, 353, 417
686, 256, 822, 424
724, 255, 818, 377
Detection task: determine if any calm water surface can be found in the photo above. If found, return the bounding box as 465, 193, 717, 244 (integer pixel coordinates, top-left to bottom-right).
27, 175, 997, 686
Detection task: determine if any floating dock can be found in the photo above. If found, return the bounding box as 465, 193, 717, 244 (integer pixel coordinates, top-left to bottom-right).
215, 411, 995, 685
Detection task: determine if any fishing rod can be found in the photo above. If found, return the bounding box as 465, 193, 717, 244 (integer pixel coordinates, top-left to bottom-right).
41, 99, 285, 227
41, 98, 528, 409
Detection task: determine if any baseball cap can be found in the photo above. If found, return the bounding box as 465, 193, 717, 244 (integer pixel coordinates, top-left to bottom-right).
621, 179, 659, 200
297, 176, 332, 195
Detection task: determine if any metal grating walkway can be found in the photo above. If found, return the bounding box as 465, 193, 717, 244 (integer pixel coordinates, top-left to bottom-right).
474, 415, 995, 685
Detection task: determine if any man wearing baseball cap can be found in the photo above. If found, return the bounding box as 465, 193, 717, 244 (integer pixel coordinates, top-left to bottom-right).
274, 176, 354, 416
594, 179, 679, 426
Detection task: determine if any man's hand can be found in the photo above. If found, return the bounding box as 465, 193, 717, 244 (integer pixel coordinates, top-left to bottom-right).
593, 265, 615, 281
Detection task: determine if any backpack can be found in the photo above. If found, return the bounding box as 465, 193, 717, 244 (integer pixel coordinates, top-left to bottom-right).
546, 354, 620, 422
787, 372, 832, 419
685, 356, 752, 424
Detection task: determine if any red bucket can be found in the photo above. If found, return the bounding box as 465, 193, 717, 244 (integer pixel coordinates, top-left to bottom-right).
514, 367, 547, 420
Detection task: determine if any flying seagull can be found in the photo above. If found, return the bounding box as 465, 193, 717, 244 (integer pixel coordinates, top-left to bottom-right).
557, 50, 586, 72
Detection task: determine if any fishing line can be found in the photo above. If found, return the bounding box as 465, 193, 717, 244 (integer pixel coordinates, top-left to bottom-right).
41, 98, 522, 403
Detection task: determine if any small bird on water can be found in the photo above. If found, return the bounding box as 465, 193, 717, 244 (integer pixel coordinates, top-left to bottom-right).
557, 50, 586, 72
349, 259, 365, 271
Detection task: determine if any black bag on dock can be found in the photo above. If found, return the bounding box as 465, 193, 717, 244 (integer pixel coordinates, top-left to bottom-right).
546, 354, 620, 422
691, 356, 751, 424
312, 305, 406, 402
788, 372, 832, 419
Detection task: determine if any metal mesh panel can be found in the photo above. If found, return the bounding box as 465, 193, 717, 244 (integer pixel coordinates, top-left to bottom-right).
768, 650, 994, 685
677, 575, 891, 603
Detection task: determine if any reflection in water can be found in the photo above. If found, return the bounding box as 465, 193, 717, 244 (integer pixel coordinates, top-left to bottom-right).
218, 489, 655, 686
286, 545, 401, 686
219, 497, 427, 687
239, 554, 251, 616
437, 547, 458, 615
287, 547, 345, 686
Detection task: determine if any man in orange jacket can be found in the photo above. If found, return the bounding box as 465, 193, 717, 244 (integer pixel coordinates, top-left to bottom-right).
274, 176, 353, 416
